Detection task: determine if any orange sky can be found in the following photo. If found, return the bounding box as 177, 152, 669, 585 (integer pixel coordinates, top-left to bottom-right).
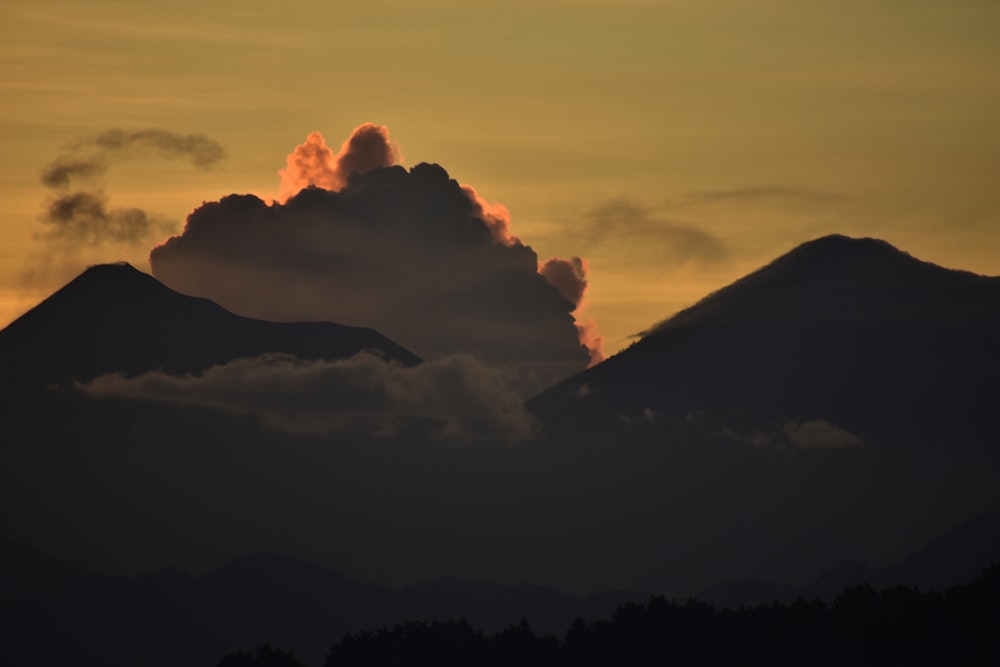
2, 0, 998, 354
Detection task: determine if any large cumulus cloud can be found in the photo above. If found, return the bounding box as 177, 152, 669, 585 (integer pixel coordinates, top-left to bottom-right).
151, 124, 595, 392
82, 352, 534, 440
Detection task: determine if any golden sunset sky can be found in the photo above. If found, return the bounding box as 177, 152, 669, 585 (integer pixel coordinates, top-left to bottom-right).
2, 0, 997, 353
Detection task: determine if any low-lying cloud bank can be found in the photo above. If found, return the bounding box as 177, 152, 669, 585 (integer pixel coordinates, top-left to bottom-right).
720, 419, 864, 449
81, 352, 535, 440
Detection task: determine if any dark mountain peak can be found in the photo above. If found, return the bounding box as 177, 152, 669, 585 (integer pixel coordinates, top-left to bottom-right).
25, 262, 218, 321
646, 234, 996, 334
210, 553, 359, 590
0, 264, 419, 387
773, 234, 908, 266
530, 235, 1000, 439
70, 262, 167, 292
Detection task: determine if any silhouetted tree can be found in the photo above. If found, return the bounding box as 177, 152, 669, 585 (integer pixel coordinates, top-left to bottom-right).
217, 643, 304, 667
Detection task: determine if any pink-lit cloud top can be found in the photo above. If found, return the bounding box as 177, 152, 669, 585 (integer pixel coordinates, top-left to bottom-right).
274, 123, 600, 365
539, 256, 604, 366
277, 123, 401, 200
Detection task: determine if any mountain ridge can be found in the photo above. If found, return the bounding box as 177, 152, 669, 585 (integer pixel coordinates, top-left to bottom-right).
0, 262, 420, 388
645, 234, 997, 333
2, 510, 996, 666
529, 235, 1000, 440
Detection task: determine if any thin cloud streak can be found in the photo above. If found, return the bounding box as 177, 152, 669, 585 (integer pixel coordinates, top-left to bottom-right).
582, 198, 727, 266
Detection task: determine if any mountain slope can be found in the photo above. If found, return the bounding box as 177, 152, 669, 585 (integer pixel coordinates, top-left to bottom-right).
0, 263, 419, 388
529, 235, 1000, 441
0, 548, 644, 667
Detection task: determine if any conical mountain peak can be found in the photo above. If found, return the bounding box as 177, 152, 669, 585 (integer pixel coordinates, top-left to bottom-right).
530, 235, 1000, 439
646, 235, 993, 334
0, 264, 420, 387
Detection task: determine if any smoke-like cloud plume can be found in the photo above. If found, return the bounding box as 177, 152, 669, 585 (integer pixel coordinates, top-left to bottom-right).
36, 128, 226, 249
85, 128, 226, 169
40, 191, 171, 246
582, 199, 726, 266
40, 159, 108, 189
82, 352, 535, 440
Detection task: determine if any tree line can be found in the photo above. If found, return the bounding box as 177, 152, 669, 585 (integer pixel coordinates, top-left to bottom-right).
220, 563, 1000, 666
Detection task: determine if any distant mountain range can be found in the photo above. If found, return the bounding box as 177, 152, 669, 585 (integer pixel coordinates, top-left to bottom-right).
0, 543, 643, 667
0, 262, 419, 389
530, 234, 1000, 442
697, 511, 1000, 608
1, 511, 995, 667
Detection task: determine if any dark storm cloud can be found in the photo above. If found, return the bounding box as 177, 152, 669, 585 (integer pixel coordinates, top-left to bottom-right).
582, 198, 727, 265
82, 352, 535, 440
151, 156, 590, 392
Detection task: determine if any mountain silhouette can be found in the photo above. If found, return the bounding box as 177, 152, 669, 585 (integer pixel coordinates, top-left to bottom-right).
530, 235, 1000, 442
2, 512, 996, 666
697, 511, 1000, 608
0, 536, 91, 605
0, 546, 644, 667
0, 262, 419, 389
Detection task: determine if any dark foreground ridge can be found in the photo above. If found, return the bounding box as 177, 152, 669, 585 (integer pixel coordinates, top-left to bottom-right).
0, 262, 420, 388
304, 566, 1000, 667
2, 512, 997, 667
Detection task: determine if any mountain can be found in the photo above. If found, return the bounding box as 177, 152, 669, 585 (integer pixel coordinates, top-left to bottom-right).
0, 262, 419, 389
697, 511, 1000, 608
0, 537, 91, 605
529, 235, 1000, 442
3, 511, 996, 666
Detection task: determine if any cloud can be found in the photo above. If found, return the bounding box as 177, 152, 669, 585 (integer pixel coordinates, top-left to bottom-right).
77, 128, 226, 170
781, 420, 863, 449
539, 256, 604, 365
40, 159, 108, 188
719, 419, 864, 449
81, 352, 535, 440
582, 199, 727, 266
277, 123, 401, 201
36, 128, 226, 250
665, 187, 846, 209
151, 124, 595, 393
39, 191, 172, 246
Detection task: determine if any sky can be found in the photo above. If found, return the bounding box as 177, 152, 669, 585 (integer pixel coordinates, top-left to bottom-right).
2, 0, 998, 356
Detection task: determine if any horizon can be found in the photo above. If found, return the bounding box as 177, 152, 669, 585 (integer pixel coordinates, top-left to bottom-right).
2, 1, 998, 355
